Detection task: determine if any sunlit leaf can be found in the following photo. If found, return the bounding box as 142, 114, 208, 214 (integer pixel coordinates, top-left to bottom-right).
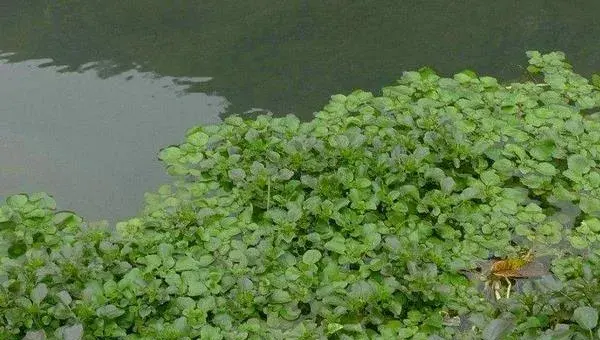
96, 304, 125, 319
572, 306, 598, 330
302, 249, 322, 265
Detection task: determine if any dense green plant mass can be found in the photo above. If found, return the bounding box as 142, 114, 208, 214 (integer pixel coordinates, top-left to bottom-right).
2, 51, 600, 339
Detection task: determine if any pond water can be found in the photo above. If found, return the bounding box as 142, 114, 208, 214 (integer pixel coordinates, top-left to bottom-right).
1, 0, 600, 223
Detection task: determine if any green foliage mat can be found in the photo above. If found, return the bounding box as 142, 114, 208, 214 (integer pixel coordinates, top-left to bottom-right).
2, 51, 600, 339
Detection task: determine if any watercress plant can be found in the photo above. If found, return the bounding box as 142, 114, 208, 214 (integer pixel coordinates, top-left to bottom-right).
2, 51, 600, 339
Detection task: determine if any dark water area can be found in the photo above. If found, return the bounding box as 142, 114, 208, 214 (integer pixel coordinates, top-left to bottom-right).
1, 0, 600, 223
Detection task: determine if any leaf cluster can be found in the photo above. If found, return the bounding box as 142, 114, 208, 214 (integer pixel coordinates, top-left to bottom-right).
2, 51, 600, 339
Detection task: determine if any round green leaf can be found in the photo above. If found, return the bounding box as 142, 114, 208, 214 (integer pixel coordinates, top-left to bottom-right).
572, 306, 598, 330
324, 237, 347, 254
536, 162, 558, 176
0, 206, 12, 222
57, 291, 72, 306
158, 146, 183, 163
568, 154, 594, 174
58, 324, 84, 340
31, 283, 48, 305
483, 318, 515, 340
302, 249, 322, 265
228, 168, 246, 181
270, 289, 291, 303
23, 330, 46, 340
568, 235, 589, 249
186, 131, 209, 147
96, 304, 125, 319
7, 194, 28, 208
480, 170, 501, 186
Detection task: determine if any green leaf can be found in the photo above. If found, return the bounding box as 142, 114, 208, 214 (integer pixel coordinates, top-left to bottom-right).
580, 196, 600, 216
96, 304, 125, 319
181, 271, 208, 297
276, 168, 294, 181
286, 201, 302, 222
536, 162, 558, 176
329, 135, 349, 149
32, 193, 56, 210
7, 194, 28, 208
0, 205, 12, 222
197, 254, 214, 267
454, 70, 477, 83
186, 131, 209, 147
496, 199, 518, 215
592, 74, 600, 88
349, 280, 375, 300
57, 291, 72, 305
175, 256, 200, 272
397, 326, 418, 339
31, 283, 48, 305
480, 170, 501, 186
23, 330, 46, 340
572, 306, 598, 330
569, 235, 589, 249
302, 249, 322, 265
483, 318, 515, 340
521, 174, 546, 189
459, 186, 480, 200
142, 254, 162, 271
158, 243, 174, 259
354, 178, 372, 189
565, 119, 584, 136
228, 168, 246, 181
324, 236, 347, 254
568, 154, 594, 174
57, 324, 84, 340
529, 140, 556, 161
327, 323, 344, 335
200, 325, 223, 340
363, 226, 382, 249
440, 177, 455, 193
118, 268, 147, 292
175, 296, 196, 311
545, 73, 566, 90
158, 146, 183, 162
480, 76, 499, 88
270, 289, 292, 303
583, 218, 600, 233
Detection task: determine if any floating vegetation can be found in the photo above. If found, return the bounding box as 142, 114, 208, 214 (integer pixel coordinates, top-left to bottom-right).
2, 51, 600, 338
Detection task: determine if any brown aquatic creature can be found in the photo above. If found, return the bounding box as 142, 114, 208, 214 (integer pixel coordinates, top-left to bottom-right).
484, 249, 549, 300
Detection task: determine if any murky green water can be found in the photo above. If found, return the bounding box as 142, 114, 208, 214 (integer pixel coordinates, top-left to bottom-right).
1, 0, 599, 222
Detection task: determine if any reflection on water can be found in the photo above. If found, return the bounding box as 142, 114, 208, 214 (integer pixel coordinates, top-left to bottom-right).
0, 57, 226, 222
2, 1, 600, 116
